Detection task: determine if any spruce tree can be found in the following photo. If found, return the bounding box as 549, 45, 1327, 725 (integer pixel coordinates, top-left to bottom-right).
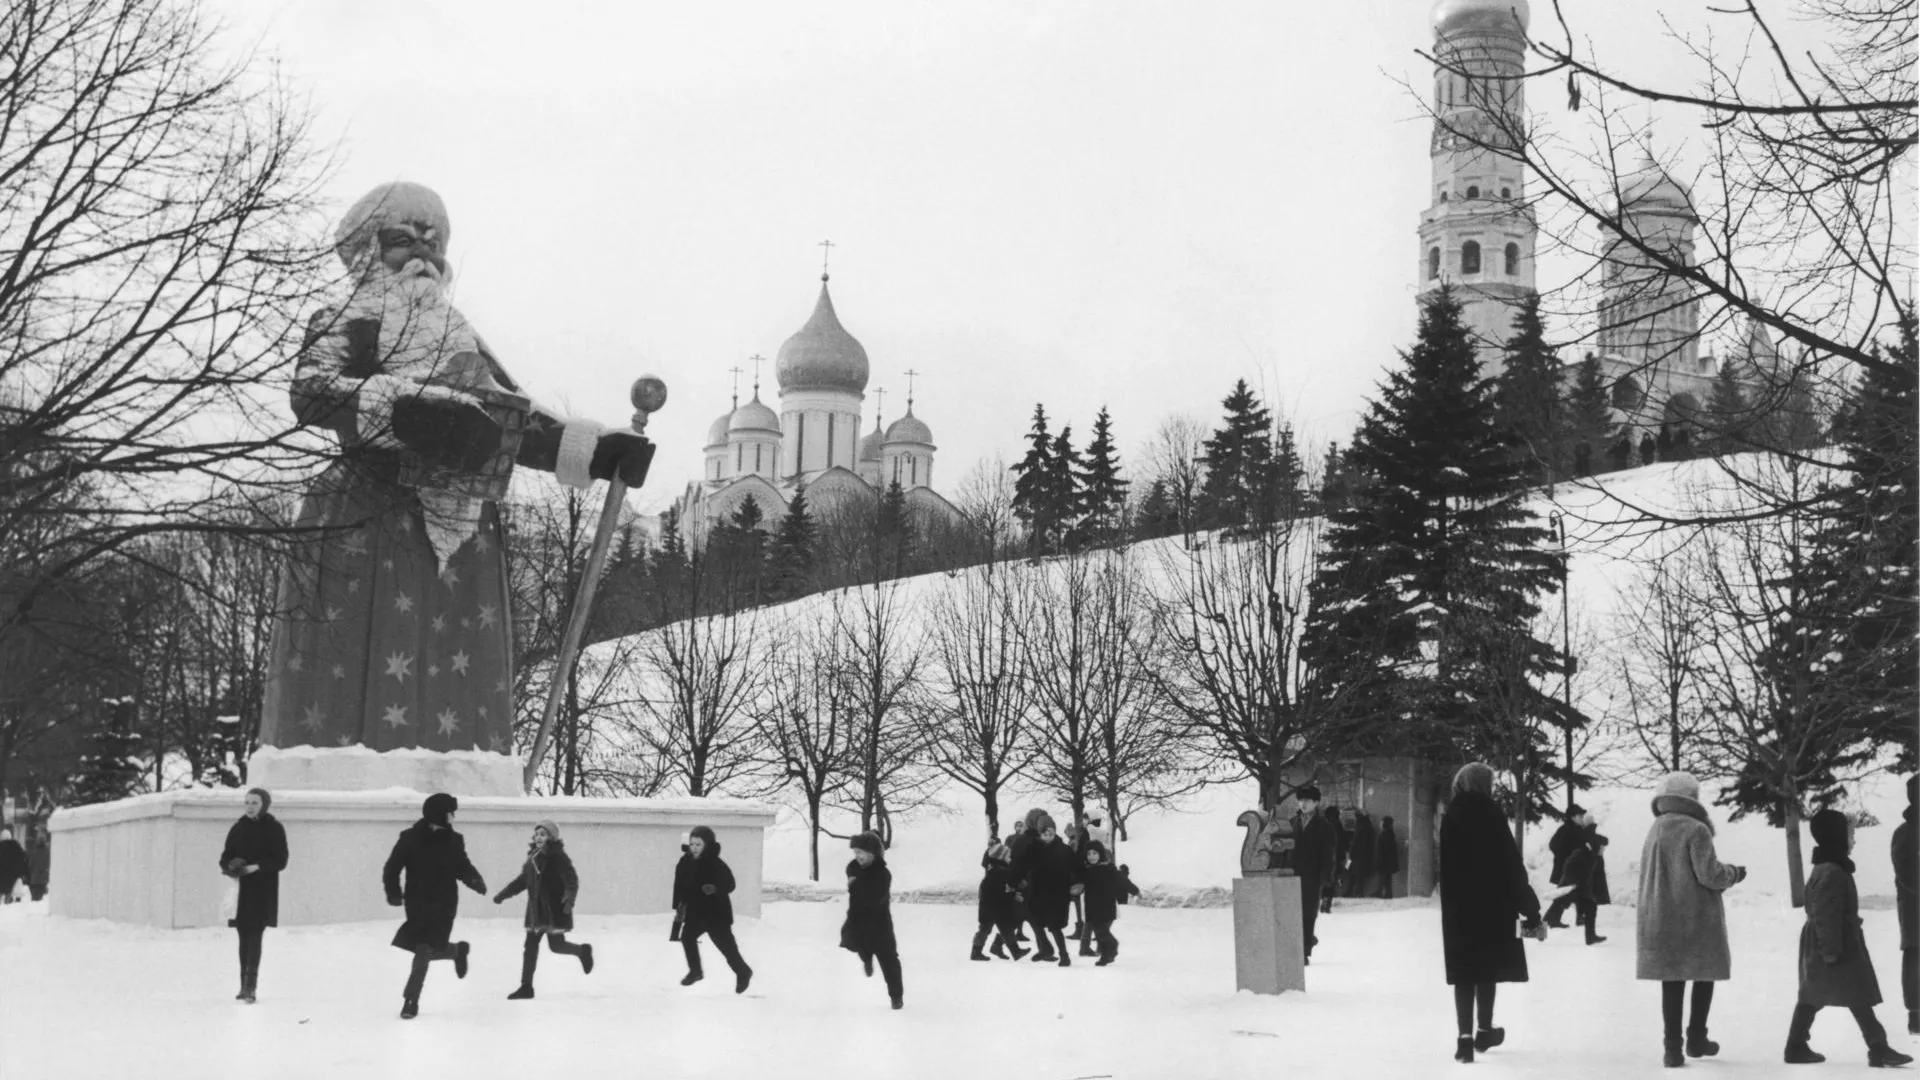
875, 479, 917, 574
1304, 288, 1580, 805
1272, 422, 1306, 520
1075, 407, 1129, 545
769, 483, 818, 600
1133, 479, 1178, 541
1703, 363, 1749, 456
1494, 292, 1564, 486
1563, 355, 1614, 476
72, 698, 144, 805
1201, 379, 1277, 528
1010, 405, 1057, 553
1045, 425, 1083, 550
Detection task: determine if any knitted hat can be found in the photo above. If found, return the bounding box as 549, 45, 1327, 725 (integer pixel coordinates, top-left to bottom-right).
536, 819, 561, 841
1654, 772, 1701, 801
1451, 762, 1495, 798
247, 787, 272, 813
1809, 808, 1851, 853
1295, 785, 1322, 802
849, 831, 883, 856
1085, 840, 1110, 864
1023, 808, 1055, 835
689, 824, 717, 851
422, 792, 458, 826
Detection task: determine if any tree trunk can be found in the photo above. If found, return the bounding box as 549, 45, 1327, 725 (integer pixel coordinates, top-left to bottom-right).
808, 796, 822, 882
1785, 799, 1807, 909
984, 786, 1001, 841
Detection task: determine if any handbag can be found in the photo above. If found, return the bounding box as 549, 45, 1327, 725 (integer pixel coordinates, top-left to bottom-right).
219, 878, 240, 923
669, 905, 684, 942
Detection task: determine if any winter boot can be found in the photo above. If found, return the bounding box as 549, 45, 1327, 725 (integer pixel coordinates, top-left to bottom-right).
990, 934, 1010, 960
579, 944, 594, 975
1473, 1028, 1504, 1053
1057, 952, 1071, 968
1454, 1036, 1474, 1063
1663, 1035, 1685, 1068
890, 995, 904, 1010
400, 998, 419, 1020
736, 969, 752, 994
1868, 1044, 1915, 1068
507, 985, 535, 1000
1586, 928, 1608, 945
453, 941, 470, 980
1094, 950, 1114, 967
863, 956, 875, 977
1909, 1010, 1918, 1036
1685, 1028, 1719, 1058
680, 971, 703, 986
1783, 1041, 1825, 1064
240, 973, 256, 1005
971, 928, 992, 961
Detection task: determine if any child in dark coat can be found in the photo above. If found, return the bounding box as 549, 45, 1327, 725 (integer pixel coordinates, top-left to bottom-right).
1783, 809, 1913, 1067
973, 842, 1026, 961
493, 819, 593, 999
671, 824, 753, 993
1560, 829, 1609, 946
1079, 841, 1124, 966
382, 793, 487, 1020
841, 832, 904, 1009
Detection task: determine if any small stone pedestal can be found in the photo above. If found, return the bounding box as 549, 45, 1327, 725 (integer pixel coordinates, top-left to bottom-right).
1233, 872, 1305, 994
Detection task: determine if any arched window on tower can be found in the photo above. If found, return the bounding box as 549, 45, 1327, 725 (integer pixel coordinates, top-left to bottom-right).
1466, 185, 1479, 199
1504, 242, 1520, 276
1461, 240, 1481, 275
1428, 247, 1440, 281
1500, 186, 1511, 199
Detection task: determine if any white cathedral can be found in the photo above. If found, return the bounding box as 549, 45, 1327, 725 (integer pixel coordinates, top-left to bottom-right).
668, 272, 960, 548
1423, 0, 1785, 439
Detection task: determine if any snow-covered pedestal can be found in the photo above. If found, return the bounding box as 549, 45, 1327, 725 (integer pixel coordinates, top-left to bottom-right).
48, 786, 775, 929
1232, 873, 1305, 994
245, 745, 526, 798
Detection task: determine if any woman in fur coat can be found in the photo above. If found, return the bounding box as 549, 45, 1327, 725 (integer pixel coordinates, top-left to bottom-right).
1782, 808, 1912, 1067
1635, 772, 1746, 1067
493, 819, 593, 999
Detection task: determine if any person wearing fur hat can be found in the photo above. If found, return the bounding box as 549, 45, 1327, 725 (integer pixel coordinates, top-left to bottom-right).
973, 841, 1026, 961
383, 792, 487, 1019
1024, 820, 1080, 966
1009, 808, 1059, 959
1894, 775, 1918, 1036
219, 788, 288, 1003
671, 824, 753, 993
1290, 785, 1336, 964
1440, 762, 1544, 1064
493, 820, 593, 1000
840, 832, 904, 1009
1543, 804, 1589, 928
1078, 841, 1125, 966
1636, 772, 1747, 1067
1559, 822, 1612, 946
1782, 808, 1913, 1066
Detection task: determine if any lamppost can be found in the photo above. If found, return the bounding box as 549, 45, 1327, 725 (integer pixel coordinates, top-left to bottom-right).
1550, 512, 1575, 810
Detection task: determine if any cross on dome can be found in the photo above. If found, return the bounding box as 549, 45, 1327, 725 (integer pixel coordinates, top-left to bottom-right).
819, 238, 835, 281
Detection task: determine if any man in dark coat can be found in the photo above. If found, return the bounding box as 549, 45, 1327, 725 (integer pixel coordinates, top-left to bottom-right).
1322, 804, 1348, 912
220, 788, 289, 1002
1894, 775, 1917, 1036
383, 792, 486, 1019
1025, 823, 1080, 966
1375, 815, 1401, 898
1292, 786, 1336, 964
0, 827, 26, 902
26, 826, 49, 901
1784, 808, 1913, 1066
1440, 763, 1543, 1064
840, 832, 904, 1009
1560, 829, 1608, 945
670, 823, 752, 993
1346, 810, 1377, 899
493, 819, 593, 1000
1542, 804, 1587, 927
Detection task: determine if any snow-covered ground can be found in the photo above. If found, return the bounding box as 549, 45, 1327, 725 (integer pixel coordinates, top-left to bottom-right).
2, 886, 1911, 1079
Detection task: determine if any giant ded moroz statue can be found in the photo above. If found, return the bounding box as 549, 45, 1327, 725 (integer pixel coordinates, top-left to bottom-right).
252, 182, 652, 796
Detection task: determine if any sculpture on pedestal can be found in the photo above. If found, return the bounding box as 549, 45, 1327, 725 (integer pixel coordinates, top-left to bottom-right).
1236, 809, 1296, 876
258, 182, 653, 768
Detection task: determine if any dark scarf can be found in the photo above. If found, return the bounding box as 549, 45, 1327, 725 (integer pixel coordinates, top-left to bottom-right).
1811, 846, 1856, 874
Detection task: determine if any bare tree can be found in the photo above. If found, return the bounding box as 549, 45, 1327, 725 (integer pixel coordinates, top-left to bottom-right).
757, 609, 854, 879
1615, 552, 1717, 778
952, 456, 1020, 566
922, 559, 1035, 841
830, 580, 936, 846
1143, 414, 1209, 543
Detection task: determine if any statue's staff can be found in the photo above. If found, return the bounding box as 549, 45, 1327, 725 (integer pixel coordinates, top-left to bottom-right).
523, 376, 668, 791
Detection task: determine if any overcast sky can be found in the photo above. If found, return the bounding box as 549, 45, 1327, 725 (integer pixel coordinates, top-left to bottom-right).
209, 0, 1792, 510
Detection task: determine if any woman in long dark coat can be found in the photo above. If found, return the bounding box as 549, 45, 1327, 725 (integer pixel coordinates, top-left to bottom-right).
1375, 815, 1400, 899
1347, 810, 1377, 898
493, 819, 593, 999
840, 832, 903, 1009
382, 792, 486, 1019
670, 824, 752, 993
1784, 809, 1913, 1066
1024, 823, 1079, 966
1440, 762, 1543, 1064
219, 788, 289, 1003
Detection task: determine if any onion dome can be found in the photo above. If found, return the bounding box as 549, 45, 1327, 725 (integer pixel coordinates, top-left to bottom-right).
1618, 157, 1693, 216
884, 408, 933, 446
728, 394, 781, 435
775, 278, 869, 395
1432, 0, 1529, 34
705, 412, 732, 449
858, 424, 885, 463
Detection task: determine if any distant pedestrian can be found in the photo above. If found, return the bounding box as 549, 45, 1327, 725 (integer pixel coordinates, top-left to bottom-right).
493, 820, 594, 1000
1079, 841, 1124, 966
1635, 772, 1746, 1068
383, 793, 487, 1020
1292, 786, 1335, 963
671, 824, 752, 993
1065, 822, 1091, 952
219, 788, 288, 1004
1323, 804, 1348, 911
974, 841, 1025, 961
26, 826, 49, 901
1782, 808, 1913, 1067
1347, 809, 1377, 899
1116, 863, 1142, 906
840, 832, 904, 1010
1025, 821, 1079, 966
1543, 805, 1588, 928
1894, 775, 1917, 1036
1375, 815, 1400, 899
1009, 809, 1053, 954
1439, 762, 1544, 1064
0, 827, 25, 903
1560, 828, 1609, 946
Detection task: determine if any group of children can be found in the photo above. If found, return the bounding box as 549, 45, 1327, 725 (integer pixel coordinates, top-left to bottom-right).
973, 809, 1142, 969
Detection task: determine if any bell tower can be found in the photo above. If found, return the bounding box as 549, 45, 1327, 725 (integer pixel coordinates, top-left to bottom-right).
1418, 0, 1537, 373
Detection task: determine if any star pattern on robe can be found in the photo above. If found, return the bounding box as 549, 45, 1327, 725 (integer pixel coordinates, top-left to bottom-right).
394, 592, 415, 615
427, 664, 440, 678
347, 580, 361, 594
382, 558, 395, 570
300, 704, 326, 733
332, 663, 346, 679
451, 650, 471, 675
477, 603, 499, 629
325, 606, 342, 623
288, 655, 305, 673
337, 734, 353, 746
436, 708, 461, 737
343, 531, 370, 557
432, 615, 447, 633
382, 704, 410, 728
439, 565, 460, 588
488, 734, 506, 753
473, 534, 491, 554
385, 651, 414, 682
